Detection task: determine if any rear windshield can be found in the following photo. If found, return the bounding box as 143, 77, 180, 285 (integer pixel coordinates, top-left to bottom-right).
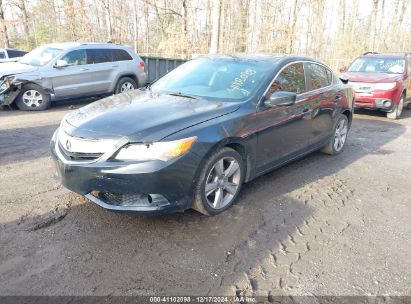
348, 57, 405, 74
151, 57, 272, 101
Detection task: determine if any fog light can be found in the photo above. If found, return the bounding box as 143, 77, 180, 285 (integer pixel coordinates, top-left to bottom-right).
383, 100, 392, 107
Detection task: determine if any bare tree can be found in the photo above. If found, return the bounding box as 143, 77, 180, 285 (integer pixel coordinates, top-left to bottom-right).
0, 0, 9, 47
209, 0, 220, 54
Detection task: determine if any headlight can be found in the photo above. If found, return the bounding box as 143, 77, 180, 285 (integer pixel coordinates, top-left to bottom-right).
0, 81, 9, 93
115, 136, 197, 161
374, 82, 397, 90
0, 76, 16, 94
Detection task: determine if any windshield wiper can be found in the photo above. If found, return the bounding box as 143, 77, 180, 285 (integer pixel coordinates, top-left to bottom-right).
166, 92, 197, 99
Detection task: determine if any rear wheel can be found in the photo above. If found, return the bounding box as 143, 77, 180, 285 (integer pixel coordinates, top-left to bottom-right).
387, 94, 404, 120
115, 77, 137, 94
15, 84, 51, 111
321, 115, 349, 156
193, 147, 244, 216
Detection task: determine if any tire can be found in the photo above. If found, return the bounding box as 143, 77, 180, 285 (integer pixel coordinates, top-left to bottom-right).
387, 94, 404, 120
192, 147, 245, 216
321, 114, 349, 156
407, 102, 411, 110
15, 84, 51, 111
114, 77, 137, 94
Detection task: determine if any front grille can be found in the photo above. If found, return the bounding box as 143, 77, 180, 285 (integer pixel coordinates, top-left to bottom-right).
58, 141, 103, 161
350, 82, 374, 92
90, 191, 169, 208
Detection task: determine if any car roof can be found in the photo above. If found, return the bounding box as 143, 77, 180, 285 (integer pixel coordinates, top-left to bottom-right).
200, 53, 327, 65
44, 42, 130, 50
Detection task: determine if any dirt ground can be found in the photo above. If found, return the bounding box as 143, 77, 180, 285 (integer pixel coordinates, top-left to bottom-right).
0, 100, 410, 298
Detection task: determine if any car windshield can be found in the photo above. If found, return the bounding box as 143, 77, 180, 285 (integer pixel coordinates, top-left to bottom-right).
20, 46, 62, 67
348, 57, 405, 74
151, 57, 272, 101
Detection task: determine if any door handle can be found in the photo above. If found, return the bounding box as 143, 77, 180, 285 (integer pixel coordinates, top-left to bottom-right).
80, 68, 89, 71
112, 65, 119, 68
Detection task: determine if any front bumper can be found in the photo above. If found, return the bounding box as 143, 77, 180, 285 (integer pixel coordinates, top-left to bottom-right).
353, 90, 397, 112
50, 129, 202, 215
0, 80, 22, 107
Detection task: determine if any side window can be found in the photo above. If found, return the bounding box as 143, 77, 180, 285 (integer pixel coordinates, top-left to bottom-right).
62, 49, 87, 65
8, 50, 19, 58
0, 51, 5, 59
112, 49, 133, 61
307, 63, 331, 90
86, 49, 113, 64
270, 63, 306, 94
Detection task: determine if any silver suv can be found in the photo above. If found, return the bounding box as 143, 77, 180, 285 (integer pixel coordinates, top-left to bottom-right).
0, 42, 147, 110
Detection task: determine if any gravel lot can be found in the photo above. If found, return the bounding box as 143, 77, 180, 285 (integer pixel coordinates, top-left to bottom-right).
0, 100, 410, 298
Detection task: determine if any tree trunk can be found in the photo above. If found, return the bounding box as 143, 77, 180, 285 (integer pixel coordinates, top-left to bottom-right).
133, 0, 139, 52
369, 0, 379, 50
0, 0, 9, 48
103, 0, 112, 42
18, 0, 30, 45
286, 0, 299, 54
209, 0, 220, 54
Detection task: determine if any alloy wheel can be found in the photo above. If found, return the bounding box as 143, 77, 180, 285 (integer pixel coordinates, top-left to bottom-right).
22, 90, 43, 108
120, 82, 135, 92
204, 157, 241, 210
334, 119, 348, 152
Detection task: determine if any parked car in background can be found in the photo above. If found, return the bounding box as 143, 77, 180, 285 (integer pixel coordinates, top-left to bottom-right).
340, 52, 411, 119
0, 48, 27, 63
51, 54, 353, 216
0, 42, 147, 110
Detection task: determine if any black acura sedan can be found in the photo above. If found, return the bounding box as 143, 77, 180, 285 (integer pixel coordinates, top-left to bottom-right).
51, 54, 353, 216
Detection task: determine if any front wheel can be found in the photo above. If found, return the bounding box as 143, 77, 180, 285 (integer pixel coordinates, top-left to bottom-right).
15, 84, 51, 111
387, 95, 404, 120
114, 77, 137, 94
321, 115, 349, 156
193, 147, 245, 216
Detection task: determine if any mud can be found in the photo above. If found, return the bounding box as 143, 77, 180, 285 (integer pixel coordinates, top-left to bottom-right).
0, 101, 410, 297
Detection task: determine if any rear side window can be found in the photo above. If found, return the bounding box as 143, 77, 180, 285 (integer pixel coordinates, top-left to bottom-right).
8, 50, 21, 58
0, 51, 5, 59
270, 62, 306, 94
111, 49, 133, 61
86, 49, 112, 64
62, 49, 87, 65
307, 63, 331, 90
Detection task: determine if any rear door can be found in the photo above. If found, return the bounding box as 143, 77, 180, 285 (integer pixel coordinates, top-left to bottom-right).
305, 62, 339, 145
255, 62, 313, 173
85, 49, 117, 93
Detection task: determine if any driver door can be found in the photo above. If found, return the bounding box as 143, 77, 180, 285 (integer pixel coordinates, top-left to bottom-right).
255, 62, 313, 173
49, 49, 96, 99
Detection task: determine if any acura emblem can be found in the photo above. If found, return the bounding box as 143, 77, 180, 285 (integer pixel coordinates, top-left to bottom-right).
65, 139, 71, 151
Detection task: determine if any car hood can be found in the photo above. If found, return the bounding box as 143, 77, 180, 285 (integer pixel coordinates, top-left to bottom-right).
0, 62, 38, 78
64, 90, 241, 141
344, 72, 402, 83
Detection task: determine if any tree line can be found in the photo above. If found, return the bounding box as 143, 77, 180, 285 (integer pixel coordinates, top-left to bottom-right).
0, 0, 410, 68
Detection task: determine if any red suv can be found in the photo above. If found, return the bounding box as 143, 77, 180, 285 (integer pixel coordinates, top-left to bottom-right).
341, 52, 411, 119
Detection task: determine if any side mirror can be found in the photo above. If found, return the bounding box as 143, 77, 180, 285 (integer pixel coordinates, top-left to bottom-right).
264, 91, 297, 108
339, 66, 348, 73
54, 59, 68, 68
339, 76, 349, 84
